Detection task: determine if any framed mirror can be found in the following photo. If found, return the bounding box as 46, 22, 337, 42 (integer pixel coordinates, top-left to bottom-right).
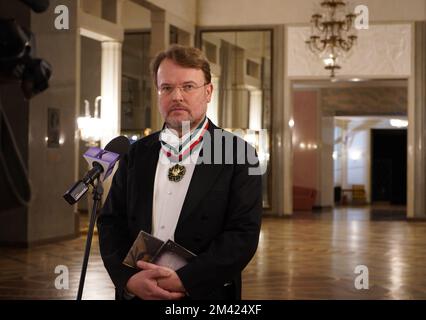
199, 29, 272, 209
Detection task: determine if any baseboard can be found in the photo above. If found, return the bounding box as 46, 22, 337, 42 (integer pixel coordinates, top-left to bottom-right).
0, 232, 79, 248
407, 217, 426, 222
312, 205, 332, 211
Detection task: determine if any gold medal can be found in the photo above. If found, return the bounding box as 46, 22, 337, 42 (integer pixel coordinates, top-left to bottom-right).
168, 163, 186, 182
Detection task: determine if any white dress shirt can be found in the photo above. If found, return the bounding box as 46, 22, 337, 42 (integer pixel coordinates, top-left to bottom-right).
152, 130, 202, 242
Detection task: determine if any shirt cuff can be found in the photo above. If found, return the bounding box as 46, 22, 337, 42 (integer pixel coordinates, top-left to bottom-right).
123, 288, 136, 300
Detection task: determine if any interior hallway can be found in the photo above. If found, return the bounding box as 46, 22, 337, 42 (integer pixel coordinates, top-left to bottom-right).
1, 206, 425, 300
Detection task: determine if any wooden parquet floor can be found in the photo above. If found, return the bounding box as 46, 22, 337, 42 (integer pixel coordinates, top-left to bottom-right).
1, 206, 426, 300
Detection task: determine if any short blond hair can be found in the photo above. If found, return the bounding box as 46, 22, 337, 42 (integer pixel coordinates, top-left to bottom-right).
151, 44, 212, 87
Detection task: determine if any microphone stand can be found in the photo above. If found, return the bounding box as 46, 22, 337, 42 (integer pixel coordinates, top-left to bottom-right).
77, 176, 103, 300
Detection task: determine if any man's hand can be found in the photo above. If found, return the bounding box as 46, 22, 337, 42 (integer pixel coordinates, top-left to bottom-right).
137, 260, 187, 294
126, 264, 185, 300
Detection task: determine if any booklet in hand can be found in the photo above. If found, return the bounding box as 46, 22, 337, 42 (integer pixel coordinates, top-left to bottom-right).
122, 230, 196, 271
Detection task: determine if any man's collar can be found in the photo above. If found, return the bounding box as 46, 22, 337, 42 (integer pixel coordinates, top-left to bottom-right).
160, 116, 208, 141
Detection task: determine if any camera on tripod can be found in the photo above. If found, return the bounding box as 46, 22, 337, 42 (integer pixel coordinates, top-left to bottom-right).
0, 0, 51, 212
0, 0, 52, 99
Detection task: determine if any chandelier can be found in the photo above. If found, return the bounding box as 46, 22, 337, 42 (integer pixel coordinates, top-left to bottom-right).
305, 0, 358, 78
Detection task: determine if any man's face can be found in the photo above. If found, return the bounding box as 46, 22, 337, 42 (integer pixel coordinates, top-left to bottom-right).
156, 58, 212, 131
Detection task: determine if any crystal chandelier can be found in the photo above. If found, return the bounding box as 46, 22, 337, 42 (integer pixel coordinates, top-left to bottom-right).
305, 0, 358, 78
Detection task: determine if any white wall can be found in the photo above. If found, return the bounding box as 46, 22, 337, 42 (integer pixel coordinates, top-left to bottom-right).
287, 24, 411, 78
346, 129, 369, 187
198, 0, 426, 26
334, 117, 405, 203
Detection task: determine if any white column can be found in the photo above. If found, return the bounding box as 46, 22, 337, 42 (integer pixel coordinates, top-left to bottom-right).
150, 10, 170, 131
321, 116, 334, 207
273, 25, 287, 216
283, 82, 293, 214
408, 22, 426, 218
341, 124, 349, 190
101, 41, 122, 148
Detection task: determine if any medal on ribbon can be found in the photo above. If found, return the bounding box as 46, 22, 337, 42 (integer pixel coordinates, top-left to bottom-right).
160, 118, 209, 182
168, 163, 187, 182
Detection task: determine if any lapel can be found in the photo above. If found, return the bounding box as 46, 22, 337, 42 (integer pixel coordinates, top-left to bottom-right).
176, 120, 224, 227
137, 134, 161, 234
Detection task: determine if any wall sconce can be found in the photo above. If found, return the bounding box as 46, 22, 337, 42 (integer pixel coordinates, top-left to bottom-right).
349, 149, 362, 160
299, 142, 318, 150
389, 119, 408, 128
77, 98, 103, 146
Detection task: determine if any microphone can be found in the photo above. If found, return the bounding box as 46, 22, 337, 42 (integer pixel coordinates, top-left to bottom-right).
18, 0, 50, 13
63, 136, 130, 205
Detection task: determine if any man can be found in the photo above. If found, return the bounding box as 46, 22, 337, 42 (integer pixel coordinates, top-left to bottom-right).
97, 45, 262, 300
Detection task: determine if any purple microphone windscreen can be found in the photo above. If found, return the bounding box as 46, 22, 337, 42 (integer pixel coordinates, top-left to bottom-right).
104, 136, 130, 157
19, 0, 50, 13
